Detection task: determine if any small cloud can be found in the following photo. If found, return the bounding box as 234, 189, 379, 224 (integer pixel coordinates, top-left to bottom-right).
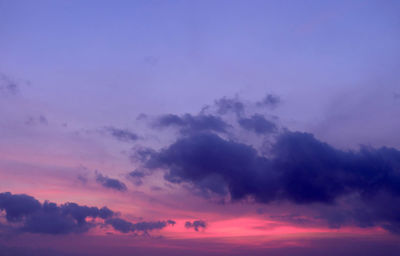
106, 218, 175, 234
77, 174, 88, 184
25, 115, 49, 126
0, 73, 19, 96
105, 127, 139, 142
127, 170, 147, 186
185, 220, 207, 231
95, 171, 127, 192
256, 94, 280, 108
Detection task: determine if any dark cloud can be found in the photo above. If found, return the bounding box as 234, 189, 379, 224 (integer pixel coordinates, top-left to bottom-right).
105, 127, 139, 142
142, 131, 400, 233
96, 172, 127, 191
0, 192, 114, 235
215, 97, 245, 116
238, 114, 277, 134
0, 192, 41, 222
106, 218, 175, 234
256, 94, 280, 108
105, 218, 134, 233
153, 114, 229, 134
145, 133, 275, 200
185, 220, 207, 231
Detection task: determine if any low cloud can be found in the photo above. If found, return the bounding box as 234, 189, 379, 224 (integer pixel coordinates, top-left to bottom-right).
141, 131, 400, 234
0, 192, 113, 234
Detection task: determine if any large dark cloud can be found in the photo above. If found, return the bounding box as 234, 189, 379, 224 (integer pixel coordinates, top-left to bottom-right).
142, 131, 400, 233
238, 114, 277, 134
185, 220, 207, 231
153, 113, 229, 134
0, 192, 114, 234
106, 218, 175, 234
96, 172, 127, 191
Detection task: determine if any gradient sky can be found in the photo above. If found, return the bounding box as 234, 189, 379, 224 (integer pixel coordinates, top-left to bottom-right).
1, 0, 400, 255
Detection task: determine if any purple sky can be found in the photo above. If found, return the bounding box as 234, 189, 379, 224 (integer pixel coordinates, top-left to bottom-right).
1, 0, 400, 255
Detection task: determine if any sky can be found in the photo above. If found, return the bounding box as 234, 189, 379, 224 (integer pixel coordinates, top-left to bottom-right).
1, 0, 400, 255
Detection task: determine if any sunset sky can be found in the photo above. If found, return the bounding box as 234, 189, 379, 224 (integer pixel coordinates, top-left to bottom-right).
1, 0, 400, 255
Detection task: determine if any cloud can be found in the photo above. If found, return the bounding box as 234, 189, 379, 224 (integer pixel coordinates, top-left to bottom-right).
0, 192, 41, 222
215, 96, 245, 116
256, 94, 280, 108
185, 220, 207, 231
153, 113, 229, 134
127, 170, 147, 186
238, 114, 277, 134
105, 127, 139, 142
0, 192, 114, 235
0, 73, 19, 96
141, 131, 400, 233
25, 115, 48, 126
0, 192, 174, 236
96, 172, 127, 192
106, 218, 175, 234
